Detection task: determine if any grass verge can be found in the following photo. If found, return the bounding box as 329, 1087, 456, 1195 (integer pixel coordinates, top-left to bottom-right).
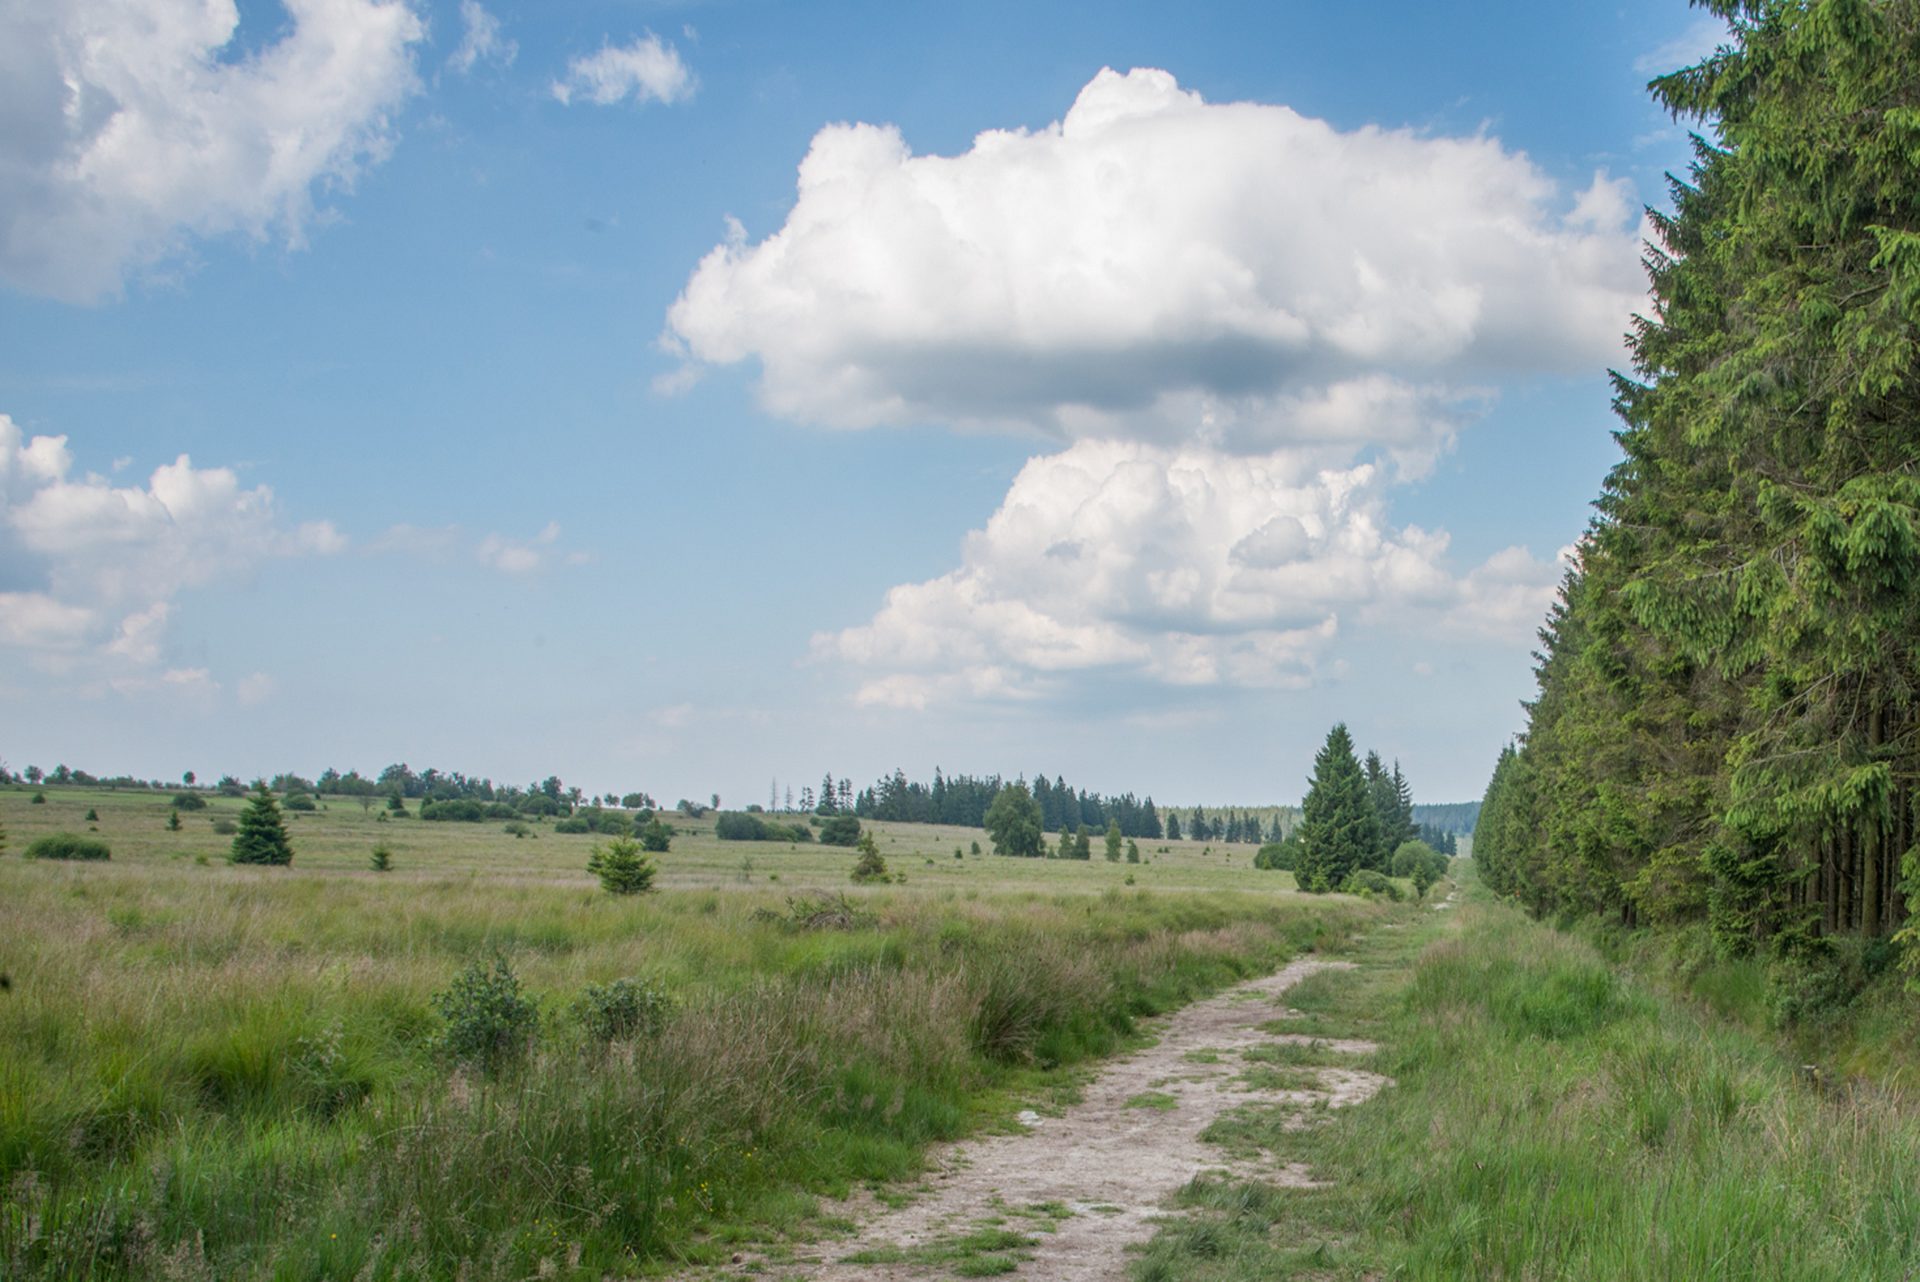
1131, 874, 1920, 1281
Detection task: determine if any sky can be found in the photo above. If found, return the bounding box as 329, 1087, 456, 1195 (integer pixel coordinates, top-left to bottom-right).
0, 0, 1728, 807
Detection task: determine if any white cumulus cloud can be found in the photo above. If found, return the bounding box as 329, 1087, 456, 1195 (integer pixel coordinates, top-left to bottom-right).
0, 0, 425, 303
663, 67, 1644, 445
0, 414, 345, 679
814, 439, 1560, 708
552, 34, 693, 107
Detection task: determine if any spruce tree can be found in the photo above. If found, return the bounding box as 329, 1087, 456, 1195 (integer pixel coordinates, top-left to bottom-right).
1298, 724, 1379, 893
230, 782, 294, 866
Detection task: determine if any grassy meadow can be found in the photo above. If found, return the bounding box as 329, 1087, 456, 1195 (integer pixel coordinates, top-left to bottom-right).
0, 785, 1377, 1279
1131, 866, 1920, 1281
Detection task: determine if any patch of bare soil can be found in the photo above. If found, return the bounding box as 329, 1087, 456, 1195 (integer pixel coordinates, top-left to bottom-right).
707, 958, 1389, 1281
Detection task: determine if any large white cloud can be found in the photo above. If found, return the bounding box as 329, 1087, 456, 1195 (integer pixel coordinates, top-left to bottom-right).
814, 440, 1560, 709
663, 66, 1644, 445
0, 0, 424, 303
0, 414, 342, 676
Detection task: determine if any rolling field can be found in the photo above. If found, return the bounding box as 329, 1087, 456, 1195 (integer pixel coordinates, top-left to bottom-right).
0, 784, 1379, 1280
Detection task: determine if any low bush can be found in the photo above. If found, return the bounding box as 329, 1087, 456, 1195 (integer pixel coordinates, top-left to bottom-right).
715, 811, 814, 843
572, 977, 673, 1042
283, 793, 317, 812
432, 956, 539, 1072
1340, 868, 1402, 901
818, 814, 862, 847
24, 833, 111, 861
172, 791, 207, 810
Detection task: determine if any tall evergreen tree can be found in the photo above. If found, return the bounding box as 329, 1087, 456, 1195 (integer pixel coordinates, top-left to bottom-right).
1299, 724, 1379, 893
231, 781, 294, 866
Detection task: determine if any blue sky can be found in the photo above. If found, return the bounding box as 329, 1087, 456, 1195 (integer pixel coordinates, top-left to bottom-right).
0, 0, 1725, 806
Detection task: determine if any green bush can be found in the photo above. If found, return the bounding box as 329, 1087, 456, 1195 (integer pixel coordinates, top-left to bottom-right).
171, 791, 207, 810
638, 818, 674, 852
1339, 869, 1402, 901
432, 956, 539, 1072
282, 793, 317, 812
715, 811, 812, 842
24, 832, 111, 861
554, 817, 590, 834
420, 798, 487, 822
211, 817, 237, 835
851, 831, 889, 884
369, 844, 393, 873
818, 814, 862, 847
588, 837, 656, 894
1253, 840, 1295, 871
572, 977, 673, 1043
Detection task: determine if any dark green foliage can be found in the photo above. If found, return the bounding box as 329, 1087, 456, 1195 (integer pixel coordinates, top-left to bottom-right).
983, 782, 1044, 857
282, 793, 317, 812
1253, 833, 1301, 871
369, 845, 393, 873
30, 791, 45, 804
229, 784, 294, 866
850, 831, 889, 883
587, 836, 656, 894
432, 956, 539, 1071
211, 817, 237, 836
83, 808, 99, 822
1103, 819, 1123, 862
1340, 869, 1402, 902
572, 977, 673, 1043
637, 817, 673, 852
817, 814, 862, 847
172, 792, 208, 810
1481, 2, 1920, 985
24, 833, 111, 862
1298, 724, 1379, 893
165, 810, 181, 832
714, 811, 813, 842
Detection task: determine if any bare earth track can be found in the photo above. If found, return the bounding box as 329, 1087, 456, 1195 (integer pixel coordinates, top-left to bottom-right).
707, 957, 1389, 1282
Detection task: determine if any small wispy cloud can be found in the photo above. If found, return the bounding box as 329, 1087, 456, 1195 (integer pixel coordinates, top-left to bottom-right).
552, 33, 694, 107
449, 0, 516, 75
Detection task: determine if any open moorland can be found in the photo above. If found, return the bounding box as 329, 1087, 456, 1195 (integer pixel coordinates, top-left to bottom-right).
0, 784, 1392, 1280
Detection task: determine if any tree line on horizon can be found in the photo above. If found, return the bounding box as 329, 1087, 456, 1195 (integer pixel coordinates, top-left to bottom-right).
1476, 3, 1920, 978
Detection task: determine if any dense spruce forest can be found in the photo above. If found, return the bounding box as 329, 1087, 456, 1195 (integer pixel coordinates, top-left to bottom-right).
1477, 1, 1920, 975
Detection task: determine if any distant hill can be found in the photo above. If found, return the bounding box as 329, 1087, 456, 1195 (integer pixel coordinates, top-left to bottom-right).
1412, 802, 1480, 834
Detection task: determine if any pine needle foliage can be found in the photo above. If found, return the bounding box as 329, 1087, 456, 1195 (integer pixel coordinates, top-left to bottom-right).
230, 781, 294, 866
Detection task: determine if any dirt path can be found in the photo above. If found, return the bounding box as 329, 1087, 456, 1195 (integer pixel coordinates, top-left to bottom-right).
720, 957, 1389, 1281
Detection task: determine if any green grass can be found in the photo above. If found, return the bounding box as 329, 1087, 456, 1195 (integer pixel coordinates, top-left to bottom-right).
0, 784, 1373, 1280
1130, 869, 1920, 1281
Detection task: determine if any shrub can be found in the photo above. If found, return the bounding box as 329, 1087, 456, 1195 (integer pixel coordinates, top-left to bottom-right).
572, 977, 673, 1043
283, 793, 317, 812
715, 811, 812, 842
230, 782, 294, 866
638, 818, 674, 852
851, 831, 889, 883
1339, 868, 1402, 901
84, 808, 99, 822
588, 837, 656, 894
211, 817, 237, 835
31, 791, 46, 804
369, 844, 393, 872
421, 798, 487, 823
503, 820, 532, 839
171, 790, 207, 811
554, 818, 590, 834
432, 956, 539, 1072
166, 811, 182, 831
818, 814, 861, 847
24, 833, 111, 861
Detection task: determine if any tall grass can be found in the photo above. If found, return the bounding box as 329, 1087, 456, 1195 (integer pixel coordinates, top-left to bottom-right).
1131, 878, 1920, 1281
0, 856, 1370, 1279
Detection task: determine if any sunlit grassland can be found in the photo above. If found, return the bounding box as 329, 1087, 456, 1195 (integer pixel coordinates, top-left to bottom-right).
0, 785, 1372, 1279
1131, 867, 1920, 1281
